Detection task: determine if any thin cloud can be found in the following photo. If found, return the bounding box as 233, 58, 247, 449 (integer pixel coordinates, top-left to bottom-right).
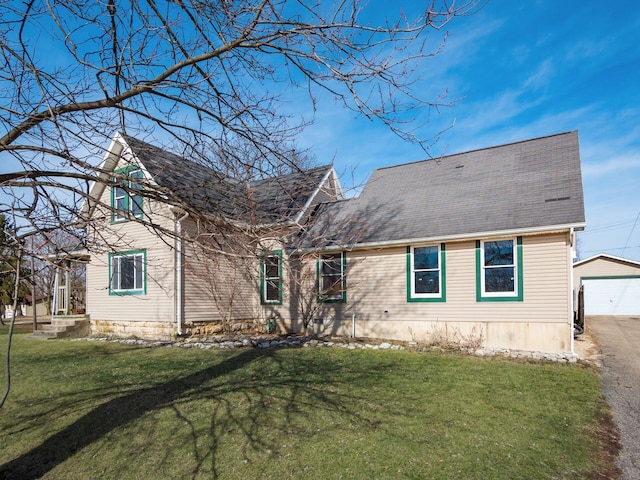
522, 59, 555, 91
582, 155, 640, 177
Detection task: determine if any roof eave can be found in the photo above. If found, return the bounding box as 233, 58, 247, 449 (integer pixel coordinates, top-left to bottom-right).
293, 167, 341, 224
294, 222, 587, 254
79, 132, 165, 221
573, 252, 640, 268
79, 132, 126, 219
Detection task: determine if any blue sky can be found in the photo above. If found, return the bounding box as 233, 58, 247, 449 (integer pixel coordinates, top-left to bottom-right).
294, 0, 640, 262
3, 1, 639, 262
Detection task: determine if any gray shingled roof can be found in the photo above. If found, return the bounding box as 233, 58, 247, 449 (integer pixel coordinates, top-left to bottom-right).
122, 135, 332, 224
298, 131, 585, 248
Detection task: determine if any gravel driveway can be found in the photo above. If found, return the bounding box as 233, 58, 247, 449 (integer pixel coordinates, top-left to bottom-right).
589, 316, 640, 480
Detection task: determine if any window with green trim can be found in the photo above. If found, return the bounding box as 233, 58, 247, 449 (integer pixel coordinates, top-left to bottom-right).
260, 251, 282, 304
318, 252, 346, 303
112, 166, 144, 222
476, 237, 523, 301
109, 250, 146, 295
407, 244, 446, 302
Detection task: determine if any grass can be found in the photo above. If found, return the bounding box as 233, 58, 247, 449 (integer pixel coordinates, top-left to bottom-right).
0, 324, 611, 479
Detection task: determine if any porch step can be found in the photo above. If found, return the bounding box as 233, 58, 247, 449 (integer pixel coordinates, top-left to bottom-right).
30, 315, 89, 340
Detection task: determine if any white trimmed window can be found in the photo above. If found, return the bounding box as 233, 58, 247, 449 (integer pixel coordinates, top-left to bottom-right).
109, 250, 146, 295
112, 167, 144, 222
477, 237, 523, 301
318, 252, 345, 303
261, 251, 282, 304
407, 244, 445, 302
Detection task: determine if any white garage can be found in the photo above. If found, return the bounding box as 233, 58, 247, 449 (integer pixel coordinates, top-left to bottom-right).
582, 277, 640, 316
574, 254, 640, 317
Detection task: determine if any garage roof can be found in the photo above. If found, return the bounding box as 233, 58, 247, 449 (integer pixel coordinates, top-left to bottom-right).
574, 254, 640, 269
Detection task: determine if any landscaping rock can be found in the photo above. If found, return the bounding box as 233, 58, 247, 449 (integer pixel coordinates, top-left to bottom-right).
83, 334, 584, 363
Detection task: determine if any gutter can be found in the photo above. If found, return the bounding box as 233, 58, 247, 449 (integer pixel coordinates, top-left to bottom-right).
292, 222, 587, 254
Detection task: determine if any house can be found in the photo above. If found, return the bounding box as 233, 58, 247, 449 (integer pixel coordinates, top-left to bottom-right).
24, 295, 49, 318
573, 254, 640, 317
77, 131, 585, 354
2, 296, 47, 319
80, 133, 343, 339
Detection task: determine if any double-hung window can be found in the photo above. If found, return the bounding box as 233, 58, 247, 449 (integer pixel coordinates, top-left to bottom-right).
476, 237, 523, 301
318, 252, 346, 303
260, 251, 282, 304
112, 166, 144, 222
109, 250, 146, 295
407, 244, 446, 302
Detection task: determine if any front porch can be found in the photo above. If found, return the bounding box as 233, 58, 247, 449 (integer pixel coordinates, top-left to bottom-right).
41, 250, 90, 339
52, 251, 89, 316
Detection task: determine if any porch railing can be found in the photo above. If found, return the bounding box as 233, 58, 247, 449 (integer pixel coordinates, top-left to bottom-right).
56, 284, 68, 314
55, 285, 85, 315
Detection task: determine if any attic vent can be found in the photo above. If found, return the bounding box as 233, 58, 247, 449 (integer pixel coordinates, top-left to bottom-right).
454, 164, 464, 169
545, 196, 571, 203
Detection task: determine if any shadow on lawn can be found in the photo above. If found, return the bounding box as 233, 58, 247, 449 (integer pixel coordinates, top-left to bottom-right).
0, 346, 389, 479
0, 348, 261, 479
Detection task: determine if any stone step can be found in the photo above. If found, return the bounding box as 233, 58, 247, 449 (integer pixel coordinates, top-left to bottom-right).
30, 330, 59, 340
51, 319, 84, 327
28, 315, 90, 339
42, 325, 69, 333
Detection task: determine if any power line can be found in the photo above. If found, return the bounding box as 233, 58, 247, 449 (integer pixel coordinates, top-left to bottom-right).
579, 218, 637, 235
581, 245, 640, 254
622, 210, 640, 256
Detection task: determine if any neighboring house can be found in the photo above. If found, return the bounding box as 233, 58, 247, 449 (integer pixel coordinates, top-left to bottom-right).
24, 295, 49, 317
79, 131, 585, 354
2, 296, 46, 319
573, 254, 640, 316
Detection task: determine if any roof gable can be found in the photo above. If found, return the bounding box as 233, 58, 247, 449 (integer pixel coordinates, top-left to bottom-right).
84, 133, 339, 225
247, 165, 340, 224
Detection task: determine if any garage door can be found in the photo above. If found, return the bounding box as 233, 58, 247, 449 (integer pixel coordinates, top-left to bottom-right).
583, 278, 640, 316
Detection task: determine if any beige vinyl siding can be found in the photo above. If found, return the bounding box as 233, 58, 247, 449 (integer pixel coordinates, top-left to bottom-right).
296, 232, 572, 353
181, 230, 260, 324
573, 257, 640, 286
86, 165, 176, 338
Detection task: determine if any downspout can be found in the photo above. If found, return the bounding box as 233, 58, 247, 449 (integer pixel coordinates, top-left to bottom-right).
352, 313, 356, 338
569, 227, 575, 355
174, 211, 189, 335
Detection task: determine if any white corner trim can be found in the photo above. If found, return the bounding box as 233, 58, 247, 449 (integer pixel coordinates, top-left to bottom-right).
293, 167, 340, 224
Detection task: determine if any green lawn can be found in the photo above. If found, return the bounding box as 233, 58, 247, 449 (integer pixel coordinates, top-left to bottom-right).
0, 325, 611, 479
